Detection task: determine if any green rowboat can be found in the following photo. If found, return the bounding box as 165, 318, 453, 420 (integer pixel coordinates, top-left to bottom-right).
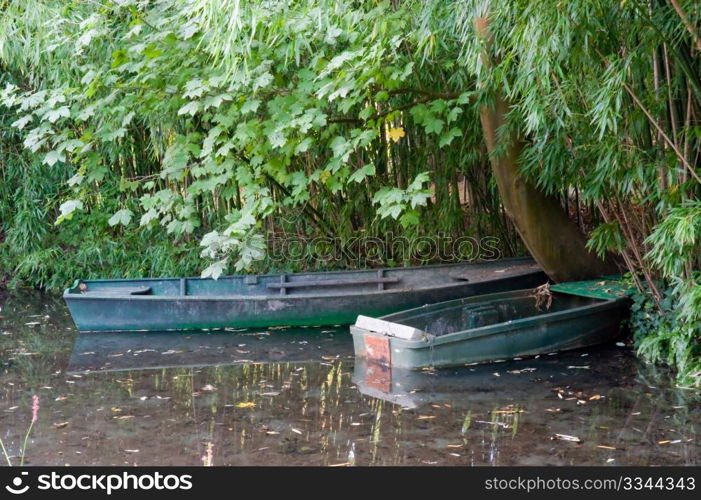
350, 279, 632, 369
63, 257, 545, 332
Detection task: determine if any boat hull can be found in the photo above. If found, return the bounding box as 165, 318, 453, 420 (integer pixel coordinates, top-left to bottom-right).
64, 258, 545, 332
350, 288, 630, 369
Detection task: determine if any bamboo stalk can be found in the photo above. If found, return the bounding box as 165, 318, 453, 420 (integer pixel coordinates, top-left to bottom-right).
669, 0, 701, 53
616, 199, 662, 301
682, 83, 692, 185
622, 81, 701, 184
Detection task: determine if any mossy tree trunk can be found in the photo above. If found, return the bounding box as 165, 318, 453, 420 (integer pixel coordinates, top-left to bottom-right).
475, 17, 614, 283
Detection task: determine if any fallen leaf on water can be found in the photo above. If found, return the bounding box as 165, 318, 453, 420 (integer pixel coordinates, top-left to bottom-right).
507, 368, 537, 375
553, 433, 581, 443
476, 420, 510, 429
236, 401, 256, 409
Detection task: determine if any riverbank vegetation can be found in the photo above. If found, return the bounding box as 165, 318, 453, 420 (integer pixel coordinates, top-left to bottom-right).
1, 0, 699, 385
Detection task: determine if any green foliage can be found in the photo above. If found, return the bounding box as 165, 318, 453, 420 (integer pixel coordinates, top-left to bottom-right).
631, 282, 701, 387
1, 0, 701, 386
0, 0, 517, 283
442, 0, 701, 386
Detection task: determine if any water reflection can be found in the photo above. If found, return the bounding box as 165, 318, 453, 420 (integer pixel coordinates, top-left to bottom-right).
0, 291, 699, 466
68, 328, 352, 373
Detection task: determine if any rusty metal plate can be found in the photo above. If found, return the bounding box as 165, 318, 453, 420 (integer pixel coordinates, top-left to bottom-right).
364, 334, 391, 367
364, 361, 391, 393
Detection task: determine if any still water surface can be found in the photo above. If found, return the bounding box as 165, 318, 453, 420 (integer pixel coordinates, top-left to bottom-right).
0, 291, 699, 466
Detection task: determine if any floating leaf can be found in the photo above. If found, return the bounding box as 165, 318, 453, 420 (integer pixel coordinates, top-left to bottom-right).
552, 433, 581, 443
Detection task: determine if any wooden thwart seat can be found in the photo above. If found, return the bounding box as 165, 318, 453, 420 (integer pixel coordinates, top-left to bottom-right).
83, 286, 152, 295
267, 270, 401, 295
266, 277, 400, 290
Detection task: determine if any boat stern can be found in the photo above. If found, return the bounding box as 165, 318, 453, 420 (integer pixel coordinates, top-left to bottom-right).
350, 315, 432, 369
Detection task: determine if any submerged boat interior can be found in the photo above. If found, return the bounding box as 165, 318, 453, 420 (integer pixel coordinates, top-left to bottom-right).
381, 291, 604, 337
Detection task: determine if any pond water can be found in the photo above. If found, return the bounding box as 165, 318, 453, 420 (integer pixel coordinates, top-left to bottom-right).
0, 291, 699, 466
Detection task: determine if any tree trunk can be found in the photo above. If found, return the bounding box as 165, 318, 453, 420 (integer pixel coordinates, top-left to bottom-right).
475, 17, 614, 282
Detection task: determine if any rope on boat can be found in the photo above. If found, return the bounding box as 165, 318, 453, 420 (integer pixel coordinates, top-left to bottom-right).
532, 283, 553, 311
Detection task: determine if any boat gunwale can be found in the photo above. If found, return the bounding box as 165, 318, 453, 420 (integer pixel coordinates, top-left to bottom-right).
351, 290, 629, 349
63, 258, 543, 301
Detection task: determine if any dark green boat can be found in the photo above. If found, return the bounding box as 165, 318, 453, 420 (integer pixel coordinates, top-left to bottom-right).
63, 257, 545, 332
350, 279, 632, 369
